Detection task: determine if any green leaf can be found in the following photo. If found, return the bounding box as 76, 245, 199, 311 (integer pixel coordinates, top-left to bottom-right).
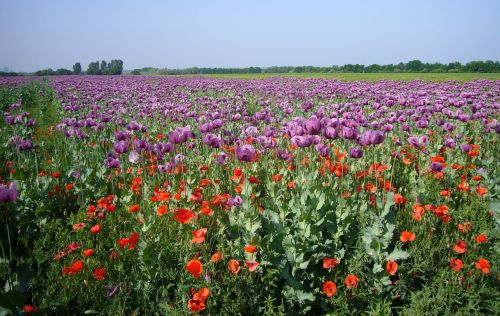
316, 192, 325, 210
386, 248, 409, 261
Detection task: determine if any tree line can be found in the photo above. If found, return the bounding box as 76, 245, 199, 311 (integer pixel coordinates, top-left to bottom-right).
131, 60, 500, 75
31, 60, 123, 76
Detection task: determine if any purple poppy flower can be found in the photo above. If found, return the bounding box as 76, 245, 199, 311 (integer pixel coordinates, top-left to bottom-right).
0, 182, 18, 203
9, 135, 22, 145
408, 135, 428, 148
107, 286, 119, 298
276, 150, 291, 161
129, 150, 140, 164
216, 152, 227, 165
460, 144, 471, 152
133, 139, 149, 152
341, 127, 358, 140
236, 145, 256, 162
114, 141, 128, 154
291, 136, 312, 148
444, 138, 455, 148
202, 133, 222, 148
115, 131, 129, 141
104, 152, 120, 169
19, 139, 34, 151
174, 154, 185, 164
430, 162, 443, 172
324, 126, 338, 140
349, 148, 363, 158
228, 195, 243, 207
316, 143, 330, 157
304, 116, 322, 135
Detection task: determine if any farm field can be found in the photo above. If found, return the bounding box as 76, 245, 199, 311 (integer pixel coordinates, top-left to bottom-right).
166, 72, 500, 82
0, 75, 499, 315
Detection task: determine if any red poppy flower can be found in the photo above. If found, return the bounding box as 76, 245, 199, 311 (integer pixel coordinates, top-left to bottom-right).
228, 259, 240, 274
23, 305, 36, 314
323, 258, 339, 269
245, 260, 260, 272
231, 168, 243, 181
439, 190, 451, 197
191, 228, 207, 244
394, 194, 406, 204
185, 259, 203, 279
174, 208, 194, 224
129, 204, 140, 213
412, 204, 425, 221
344, 274, 360, 289
272, 174, 282, 182
453, 240, 467, 254
157, 205, 168, 216
200, 201, 213, 216
322, 281, 337, 297
188, 287, 210, 312
66, 242, 81, 253
117, 232, 140, 250
475, 258, 490, 274
63, 259, 84, 275
449, 258, 464, 272
475, 234, 488, 243
72, 223, 86, 230
476, 186, 487, 197
244, 245, 257, 253
83, 249, 95, 257
200, 178, 212, 187
128, 232, 139, 250
457, 222, 471, 233
248, 176, 260, 184
210, 251, 222, 263
53, 251, 66, 261
90, 224, 101, 234
93, 267, 107, 281
117, 238, 129, 249
400, 231, 415, 243
386, 261, 398, 275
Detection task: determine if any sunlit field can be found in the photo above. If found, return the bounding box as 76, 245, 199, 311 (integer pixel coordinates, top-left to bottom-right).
0, 76, 498, 315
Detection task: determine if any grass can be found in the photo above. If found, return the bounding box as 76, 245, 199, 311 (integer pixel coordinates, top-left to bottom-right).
160, 72, 500, 81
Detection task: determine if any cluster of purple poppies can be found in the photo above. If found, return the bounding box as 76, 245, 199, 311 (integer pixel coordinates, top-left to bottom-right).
2, 76, 499, 170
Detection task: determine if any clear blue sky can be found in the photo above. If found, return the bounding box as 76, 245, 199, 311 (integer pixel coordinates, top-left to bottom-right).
1, 0, 499, 72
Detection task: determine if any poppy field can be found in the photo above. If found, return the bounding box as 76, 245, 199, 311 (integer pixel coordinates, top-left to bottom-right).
0, 76, 499, 315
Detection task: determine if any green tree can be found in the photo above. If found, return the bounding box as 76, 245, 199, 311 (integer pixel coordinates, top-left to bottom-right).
72, 62, 82, 75
108, 60, 123, 75
405, 60, 424, 72
55, 68, 73, 75
86, 61, 100, 75
100, 60, 108, 75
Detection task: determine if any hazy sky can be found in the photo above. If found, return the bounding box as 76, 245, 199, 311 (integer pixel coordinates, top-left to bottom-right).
1, 0, 499, 72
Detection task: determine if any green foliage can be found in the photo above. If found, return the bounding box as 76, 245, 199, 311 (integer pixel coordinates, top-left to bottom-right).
72, 62, 82, 75
86, 60, 123, 75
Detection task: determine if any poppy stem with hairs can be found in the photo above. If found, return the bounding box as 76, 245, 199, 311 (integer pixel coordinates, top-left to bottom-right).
33, 150, 40, 187
2, 210, 14, 291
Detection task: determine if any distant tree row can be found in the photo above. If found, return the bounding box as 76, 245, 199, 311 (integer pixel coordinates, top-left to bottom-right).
141, 60, 499, 75
0, 71, 20, 76
30, 60, 123, 76
85, 60, 123, 75
34, 68, 73, 76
